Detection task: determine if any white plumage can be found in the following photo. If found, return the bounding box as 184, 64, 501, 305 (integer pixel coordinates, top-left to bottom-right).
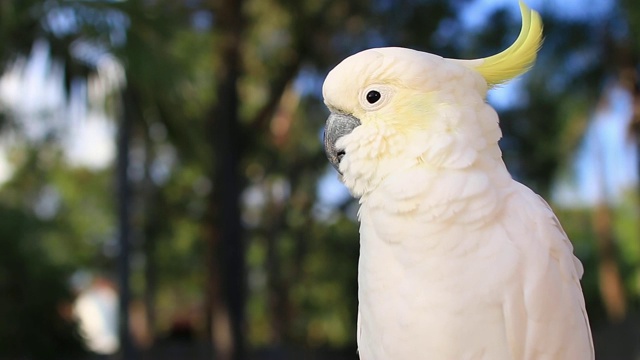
321, 2, 593, 359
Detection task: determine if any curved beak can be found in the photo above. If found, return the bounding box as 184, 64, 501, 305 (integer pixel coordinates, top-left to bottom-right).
323, 113, 361, 174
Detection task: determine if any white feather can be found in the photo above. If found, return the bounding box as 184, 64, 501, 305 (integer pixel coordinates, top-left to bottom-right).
356, 170, 593, 359
322, 44, 593, 359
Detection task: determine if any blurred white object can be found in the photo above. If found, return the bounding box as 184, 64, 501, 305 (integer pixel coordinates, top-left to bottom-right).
73, 276, 120, 354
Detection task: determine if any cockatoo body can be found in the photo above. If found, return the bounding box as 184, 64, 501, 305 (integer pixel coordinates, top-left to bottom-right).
322, 2, 594, 359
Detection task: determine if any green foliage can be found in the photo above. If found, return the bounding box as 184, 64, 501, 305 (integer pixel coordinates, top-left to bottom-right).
612, 192, 640, 299
555, 190, 640, 329
0, 204, 86, 359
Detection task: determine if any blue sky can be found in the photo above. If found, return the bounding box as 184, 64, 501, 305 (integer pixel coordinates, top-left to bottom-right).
0, 39, 120, 181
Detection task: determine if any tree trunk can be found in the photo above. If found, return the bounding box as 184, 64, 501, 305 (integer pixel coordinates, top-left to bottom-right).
593, 202, 627, 322
630, 71, 640, 312
591, 78, 629, 322
117, 86, 135, 359
206, 0, 246, 359
143, 123, 158, 346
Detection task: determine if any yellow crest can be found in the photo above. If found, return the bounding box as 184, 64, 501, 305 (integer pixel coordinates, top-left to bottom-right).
467, 1, 543, 87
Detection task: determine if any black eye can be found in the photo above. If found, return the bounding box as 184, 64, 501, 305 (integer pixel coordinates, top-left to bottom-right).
366, 90, 381, 104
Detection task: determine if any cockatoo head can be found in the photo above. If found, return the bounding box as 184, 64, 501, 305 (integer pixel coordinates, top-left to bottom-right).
322, 1, 542, 197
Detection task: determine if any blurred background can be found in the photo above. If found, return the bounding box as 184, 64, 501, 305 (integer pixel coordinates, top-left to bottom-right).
0, 0, 639, 359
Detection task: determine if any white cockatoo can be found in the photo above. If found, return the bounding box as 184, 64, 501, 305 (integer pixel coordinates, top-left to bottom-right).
322, 2, 594, 359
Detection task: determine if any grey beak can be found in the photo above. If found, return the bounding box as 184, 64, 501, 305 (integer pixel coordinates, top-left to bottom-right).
324, 113, 361, 173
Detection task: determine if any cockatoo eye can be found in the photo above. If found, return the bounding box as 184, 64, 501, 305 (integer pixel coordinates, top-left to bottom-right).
366, 90, 381, 104
360, 85, 393, 111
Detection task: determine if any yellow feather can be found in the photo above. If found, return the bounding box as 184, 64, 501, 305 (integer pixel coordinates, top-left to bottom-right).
474, 1, 543, 87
